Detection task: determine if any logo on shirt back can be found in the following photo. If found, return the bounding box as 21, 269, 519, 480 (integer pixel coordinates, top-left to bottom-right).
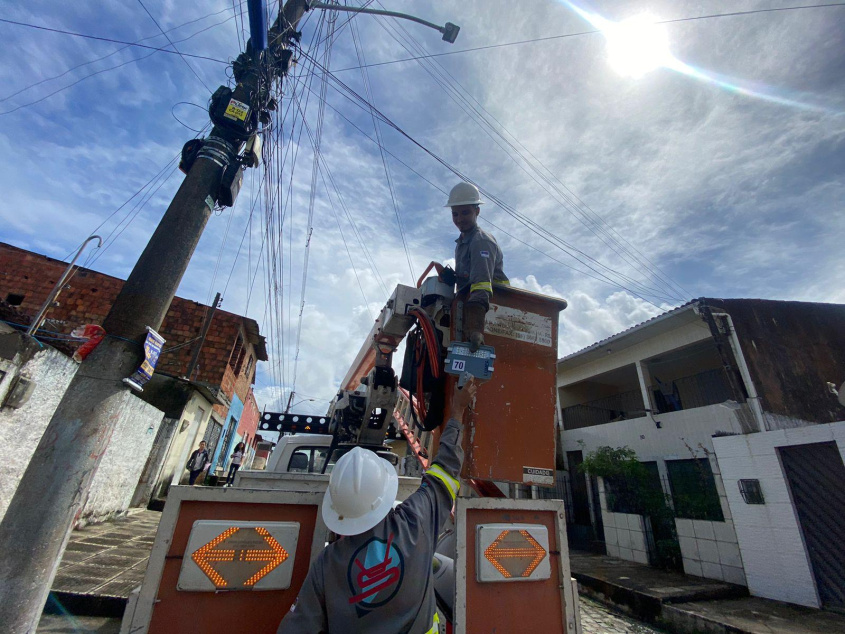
479, 250, 490, 258
347, 533, 405, 615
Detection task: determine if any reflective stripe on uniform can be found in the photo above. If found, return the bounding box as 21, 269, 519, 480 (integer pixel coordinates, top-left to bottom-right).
494, 279, 510, 286
424, 612, 441, 634
426, 464, 459, 500
470, 281, 493, 294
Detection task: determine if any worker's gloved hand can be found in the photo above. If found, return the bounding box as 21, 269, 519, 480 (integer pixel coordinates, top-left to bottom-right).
463, 302, 487, 353
450, 377, 477, 420
469, 331, 484, 353
439, 266, 457, 287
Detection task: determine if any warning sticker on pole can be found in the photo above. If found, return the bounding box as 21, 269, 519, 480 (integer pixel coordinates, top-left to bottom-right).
484, 305, 553, 347
224, 98, 250, 121
523, 466, 554, 486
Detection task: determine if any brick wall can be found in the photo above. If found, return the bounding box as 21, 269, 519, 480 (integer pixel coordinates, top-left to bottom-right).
0, 242, 261, 402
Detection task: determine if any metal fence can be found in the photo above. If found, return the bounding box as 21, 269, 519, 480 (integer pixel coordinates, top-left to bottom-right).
561, 388, 646, 430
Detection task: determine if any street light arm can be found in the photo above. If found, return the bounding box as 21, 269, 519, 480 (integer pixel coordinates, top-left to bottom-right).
307, 1, 460, 43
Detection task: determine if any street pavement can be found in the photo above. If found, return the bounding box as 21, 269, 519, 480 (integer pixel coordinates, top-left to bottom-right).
38, 596, 665, 633
579, 597, 665, 633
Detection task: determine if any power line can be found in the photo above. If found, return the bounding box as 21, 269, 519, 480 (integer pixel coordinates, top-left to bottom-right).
0, 3, 243, 105
136, 0, 213, 92
298, 50, 677, 308
331, 3, 845, 73
0, 18, 228, 64
349, 15, 415, 282
373, 9, 689, 301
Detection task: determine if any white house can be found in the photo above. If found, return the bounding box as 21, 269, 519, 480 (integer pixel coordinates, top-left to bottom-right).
557, 298, 845, 609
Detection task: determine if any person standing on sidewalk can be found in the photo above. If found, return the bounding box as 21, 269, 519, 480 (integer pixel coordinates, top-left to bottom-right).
225, 441, 246, 486
186, 441, 210, 485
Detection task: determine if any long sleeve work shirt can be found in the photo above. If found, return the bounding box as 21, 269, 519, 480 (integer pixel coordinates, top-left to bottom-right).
454, 226, 508, 308
277, 418, 464, 634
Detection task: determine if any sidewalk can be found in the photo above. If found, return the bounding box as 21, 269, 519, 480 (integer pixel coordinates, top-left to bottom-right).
48, 510, 160, 617
570, 550, 845, 633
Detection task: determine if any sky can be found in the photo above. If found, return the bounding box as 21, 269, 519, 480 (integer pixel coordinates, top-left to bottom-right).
0, 1, 843, 415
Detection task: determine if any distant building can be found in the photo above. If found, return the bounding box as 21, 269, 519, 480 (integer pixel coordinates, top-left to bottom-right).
557, 298, 845, 609
0, 242, 268, 495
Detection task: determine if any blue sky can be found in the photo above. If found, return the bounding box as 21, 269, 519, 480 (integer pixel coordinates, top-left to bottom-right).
1, 1, 843, 413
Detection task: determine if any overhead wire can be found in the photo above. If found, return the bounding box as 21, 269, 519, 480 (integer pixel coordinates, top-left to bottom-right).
373, 8, 686, 303
331, 3, 845, 73
349, 12, 415, 283
136, 0, 213, 92
0, 3, 245, 105
291, 7, 338, 397
297, 49, 675, 309
0, 19, 231, 116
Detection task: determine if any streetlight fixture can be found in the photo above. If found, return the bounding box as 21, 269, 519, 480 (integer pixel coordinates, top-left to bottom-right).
308, 1, 460, 43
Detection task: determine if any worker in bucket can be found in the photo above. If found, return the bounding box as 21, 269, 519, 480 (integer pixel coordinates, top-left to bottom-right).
447, 181, 508, 352
277, 378, 477, 634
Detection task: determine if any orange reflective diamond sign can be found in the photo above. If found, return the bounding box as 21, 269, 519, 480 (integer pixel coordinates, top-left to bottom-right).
192, 526, 288, 588
178, 521, 300, 591
476, 524, 550, 582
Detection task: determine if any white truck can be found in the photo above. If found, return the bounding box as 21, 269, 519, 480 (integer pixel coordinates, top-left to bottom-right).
265, 433, 400, 474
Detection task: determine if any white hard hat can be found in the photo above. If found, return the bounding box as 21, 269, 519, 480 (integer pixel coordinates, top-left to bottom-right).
445, 182, 484, 207
322, 447, 399, 536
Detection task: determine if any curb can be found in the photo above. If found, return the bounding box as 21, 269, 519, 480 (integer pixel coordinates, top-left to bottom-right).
46, 591, 128, 619
573, 570, 749, 633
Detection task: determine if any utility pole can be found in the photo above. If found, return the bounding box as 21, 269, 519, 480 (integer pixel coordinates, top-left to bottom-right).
0, 2, 309, 631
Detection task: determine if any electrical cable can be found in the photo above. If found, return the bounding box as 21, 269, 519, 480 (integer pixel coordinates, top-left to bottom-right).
331, 3, 845, 73
298, 50, 676, 308
136, 0, 213, 92
349, 15, 415, 283
0, 3, 246, 105
374, 11, 686, 303
0, 18, 229, 64
0, 23, 230, 116
378, 11, 690, 301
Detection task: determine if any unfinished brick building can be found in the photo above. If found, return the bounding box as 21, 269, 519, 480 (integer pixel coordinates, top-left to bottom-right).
0, 242, 267, 468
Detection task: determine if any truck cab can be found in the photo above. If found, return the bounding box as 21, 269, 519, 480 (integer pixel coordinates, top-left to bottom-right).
266, 434, 400, 474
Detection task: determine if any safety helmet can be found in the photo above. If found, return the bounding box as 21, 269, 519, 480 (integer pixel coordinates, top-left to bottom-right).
322, 447, 399, 536
444, 182, 484, 207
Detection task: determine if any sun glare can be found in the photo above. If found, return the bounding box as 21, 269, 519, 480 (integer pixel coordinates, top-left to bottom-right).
604, 16, 672, 78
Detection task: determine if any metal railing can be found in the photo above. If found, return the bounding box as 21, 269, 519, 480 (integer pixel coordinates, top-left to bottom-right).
561, 388, 646, 430
651, 368, 738, 414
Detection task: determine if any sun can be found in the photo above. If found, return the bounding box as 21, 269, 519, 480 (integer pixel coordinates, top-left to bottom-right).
604, 16, 672, 78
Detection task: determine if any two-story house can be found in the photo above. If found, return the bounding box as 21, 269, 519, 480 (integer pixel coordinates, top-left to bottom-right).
557, 298, 845, 609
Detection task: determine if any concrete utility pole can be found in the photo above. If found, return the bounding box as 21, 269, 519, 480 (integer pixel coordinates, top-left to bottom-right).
0, 1, 309, 631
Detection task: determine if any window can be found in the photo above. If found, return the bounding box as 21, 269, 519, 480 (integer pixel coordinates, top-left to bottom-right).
287, 447, 330, 473
5, 293, 24, 306
229, 335, 245, 373
666, 459, 724, 521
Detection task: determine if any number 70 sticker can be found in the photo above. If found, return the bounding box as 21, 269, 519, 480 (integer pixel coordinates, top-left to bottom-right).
451, 359, 466, 371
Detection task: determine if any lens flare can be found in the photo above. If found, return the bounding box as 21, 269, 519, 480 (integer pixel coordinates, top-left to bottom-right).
555, 0, 839, 114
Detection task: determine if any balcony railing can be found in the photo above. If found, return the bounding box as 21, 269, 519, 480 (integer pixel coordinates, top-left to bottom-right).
651, 368, 738, 414
561, 389, 645, 431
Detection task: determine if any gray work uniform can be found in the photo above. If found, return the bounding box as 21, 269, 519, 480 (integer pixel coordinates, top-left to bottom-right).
277, 418, 463, 634
454, 226, 508, 309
